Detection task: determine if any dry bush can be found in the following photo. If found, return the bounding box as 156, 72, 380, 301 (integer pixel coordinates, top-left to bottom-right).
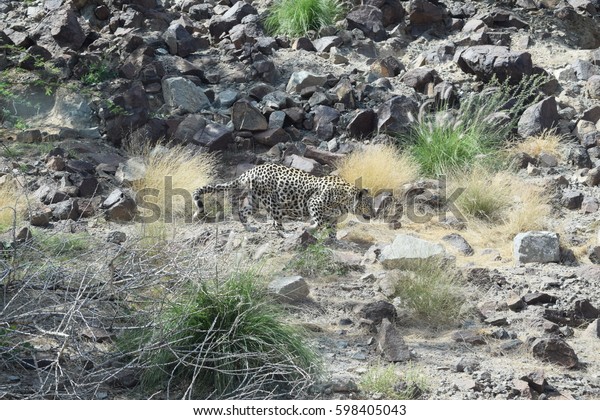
336, 144, 419, 196
509, 130, 562, 159
129, 143, 216, 222
1, 229, 319, 399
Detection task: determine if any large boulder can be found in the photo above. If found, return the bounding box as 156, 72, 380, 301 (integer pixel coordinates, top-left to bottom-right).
379, 234, 447, 268
365, 0, 405, 26
231, 100, 268, 131
268, 276, 310, 303
531, 338, 578, 368
376, 95, 419, 134
513, 231, 560, 264
286, 71, 328, 93
162, 23, 202, 58
456, 46, 533, 83
408, 0, 445, 25
162, 77, 211, 113
517, 96, 559, 138
346, 6, 387, 41
51, 8, 86, 50
192, 122, 234, 151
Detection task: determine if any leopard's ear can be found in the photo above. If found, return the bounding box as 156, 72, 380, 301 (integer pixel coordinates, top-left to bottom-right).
358, 188, 370, 197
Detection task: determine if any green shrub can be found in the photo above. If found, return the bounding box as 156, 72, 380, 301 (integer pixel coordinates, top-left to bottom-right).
132, 271, 320, 398
401, 74, 547, 176
264, 0, 344, 37
392, 261, 466, 327
81, 61, 116, 85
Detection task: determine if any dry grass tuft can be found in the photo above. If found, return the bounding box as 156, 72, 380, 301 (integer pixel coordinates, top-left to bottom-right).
509, 130, 562, 159
391, 260, 467, 328
0, 179, 26, 232
129, 144, 215, 222
336, 144, 419, 196
449, 167, 514, 224
448, 168, 551, 238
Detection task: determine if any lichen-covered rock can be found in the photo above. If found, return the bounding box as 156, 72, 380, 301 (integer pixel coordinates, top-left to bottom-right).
513, 231, 560, 264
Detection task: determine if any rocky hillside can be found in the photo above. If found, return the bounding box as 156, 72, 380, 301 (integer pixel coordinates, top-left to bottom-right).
1, 0, 600, 400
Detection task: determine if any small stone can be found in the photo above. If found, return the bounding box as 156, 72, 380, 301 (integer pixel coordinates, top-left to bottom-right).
507, 293, 526, 311
538, 152, 558, 167
268, 276, 310, 303
561, 191, 584, 210
358, 300, 397, 324
107, 231, 126, 244
46, 156, 65, 171
29, 208, 51, 227
376, 318, 411, 362
484, 315, 508, 326
452, 330, 486, 345
455, 357, 479, 373
442, 233, 474, 256
522, 292, 557, 305
101, 189, 136, 222
574, 299, 600, 319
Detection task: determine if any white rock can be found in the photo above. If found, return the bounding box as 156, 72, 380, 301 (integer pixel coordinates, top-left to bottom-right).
379, 234, 447, 268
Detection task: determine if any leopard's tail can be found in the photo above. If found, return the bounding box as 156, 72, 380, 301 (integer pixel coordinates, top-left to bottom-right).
193, 178, 241, 215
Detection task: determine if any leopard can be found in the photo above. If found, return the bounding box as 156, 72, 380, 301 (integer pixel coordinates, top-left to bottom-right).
192, 163, 373, 235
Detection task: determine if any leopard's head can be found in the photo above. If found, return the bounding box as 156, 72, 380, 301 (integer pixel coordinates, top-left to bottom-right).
352, 188, 374, 221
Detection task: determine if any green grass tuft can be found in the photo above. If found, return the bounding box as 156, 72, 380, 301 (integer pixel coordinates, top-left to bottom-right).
401, 74, 548, 176
264, 0, 344, 37
130, 271, 320, 398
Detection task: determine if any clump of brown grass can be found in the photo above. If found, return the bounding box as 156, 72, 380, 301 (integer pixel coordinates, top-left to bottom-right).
129, 144, 215, 222
449, 167, 514, 224
0, 179, 26, 232
441, 168, 552, 260
448, 168, 550, 236
509, 130, 562, 159
391, 260, 467, 327
336, 144, 419, 196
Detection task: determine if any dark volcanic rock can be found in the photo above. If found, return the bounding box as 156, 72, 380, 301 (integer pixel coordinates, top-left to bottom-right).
408, 0, 445, 25
365, 0, 405, 26
51, 9, 86, 50
192, 122, 234, 151
347, 109, 377, 138
359, 300, 397, 324
346, 6, 387, 41
376, 95, 419, 134
401, 67, 442, 93
531, 338, 578, 368
456, 46, 532, 83
517, 97, 559, 138
232, 100, 268, 132
376, 318, 412, 362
